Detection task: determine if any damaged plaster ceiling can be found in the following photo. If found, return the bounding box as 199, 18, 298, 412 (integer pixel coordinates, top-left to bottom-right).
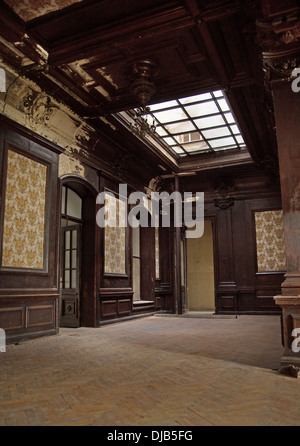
3, 0, 84, 22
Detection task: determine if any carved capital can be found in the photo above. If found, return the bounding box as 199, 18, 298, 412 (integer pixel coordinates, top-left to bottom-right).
256, 7, 300, 81
263, 52, 300, 79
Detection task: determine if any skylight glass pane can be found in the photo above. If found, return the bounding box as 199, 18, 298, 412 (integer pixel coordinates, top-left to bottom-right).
218, 99, 230, 112
224, 112, 235, 124
153, 108, 187, 123
209, 136, 236, 148
202, 126, 231, 139
172, 147, 185, 154
193, 115, 226, 129
183, 141, 210, 152
185, 101, 219, 117
212, 90, 223, 97
174, 131, 201, 143
155, 126, 168, 136
179, 92, 212, 104
163, 136, 177, 145
230, 124, 239, 134
150, 100, 178, 111
164, 120, 195, 134
236, 135, 245, 144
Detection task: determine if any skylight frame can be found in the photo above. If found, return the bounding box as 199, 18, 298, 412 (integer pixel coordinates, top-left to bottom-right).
148, 90, 246, 157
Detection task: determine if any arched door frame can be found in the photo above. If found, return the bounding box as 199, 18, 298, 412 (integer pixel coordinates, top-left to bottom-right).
60, 175, 100, 327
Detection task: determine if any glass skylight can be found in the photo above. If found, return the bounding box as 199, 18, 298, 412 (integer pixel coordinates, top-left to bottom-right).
148, 90, 246, 157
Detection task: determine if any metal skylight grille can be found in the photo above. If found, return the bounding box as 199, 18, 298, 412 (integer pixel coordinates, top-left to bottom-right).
149, 90, 246, 157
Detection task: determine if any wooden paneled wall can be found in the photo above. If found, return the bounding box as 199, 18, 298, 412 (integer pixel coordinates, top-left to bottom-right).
181, 167, 285, 314
211, 197, 284, 314
0, 119, 62, 343
98, 176, 133, 321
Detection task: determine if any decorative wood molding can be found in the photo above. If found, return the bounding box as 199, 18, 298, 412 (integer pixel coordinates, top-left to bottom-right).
18, 87, 58, 130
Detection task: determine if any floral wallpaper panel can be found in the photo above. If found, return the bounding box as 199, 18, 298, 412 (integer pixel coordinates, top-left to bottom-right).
2, 149, 47, 269
254, 210, 286, 272
104, 193, 126, 275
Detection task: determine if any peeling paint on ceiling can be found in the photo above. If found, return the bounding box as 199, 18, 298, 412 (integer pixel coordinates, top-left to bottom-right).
97, 67, 118, 89
4, 0, 84, 22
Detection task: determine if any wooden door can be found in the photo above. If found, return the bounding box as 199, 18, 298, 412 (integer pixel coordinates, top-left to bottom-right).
60, 224, 81, 327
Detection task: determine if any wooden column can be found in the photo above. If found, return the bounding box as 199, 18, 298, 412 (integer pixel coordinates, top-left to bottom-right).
256, 0, 300, 376
272, 81, 300, 375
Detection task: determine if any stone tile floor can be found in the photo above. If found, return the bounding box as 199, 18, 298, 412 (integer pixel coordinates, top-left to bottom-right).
0, 314, 299, 426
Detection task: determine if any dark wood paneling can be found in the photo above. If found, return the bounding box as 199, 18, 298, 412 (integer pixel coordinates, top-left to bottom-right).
0, 296, 58, 343
0, 306, 24, 330
183, 173, 284, 314
118, 299, 132, 317
100, 288, 133, 320
101, 300, 117, 319
0, 121, 61, 342
218, 295, 236, 310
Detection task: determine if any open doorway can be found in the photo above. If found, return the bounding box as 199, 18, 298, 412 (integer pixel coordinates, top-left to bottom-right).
60, 186, 83, 327
60, 178, 98, 328
187, 219, 215, 312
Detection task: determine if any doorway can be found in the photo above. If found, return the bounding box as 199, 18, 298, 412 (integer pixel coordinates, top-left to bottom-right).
60, 186, 83, 327
187, 219, 215, 311
59, 178, 98, 328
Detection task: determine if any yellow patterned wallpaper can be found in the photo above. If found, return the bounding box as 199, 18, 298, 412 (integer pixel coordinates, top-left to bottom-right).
2, 149, 47, 269
104, 193, 126, 275
254, 210, 286, 272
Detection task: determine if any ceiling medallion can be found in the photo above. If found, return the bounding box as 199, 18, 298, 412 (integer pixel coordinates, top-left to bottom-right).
126, 59, 159, 138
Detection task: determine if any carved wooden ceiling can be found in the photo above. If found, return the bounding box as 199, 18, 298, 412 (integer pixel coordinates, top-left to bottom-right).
0, 0, 299, 176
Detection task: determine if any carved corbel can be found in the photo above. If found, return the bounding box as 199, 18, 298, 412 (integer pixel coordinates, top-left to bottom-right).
213, 176, 234, 210
214, 197, 234, 210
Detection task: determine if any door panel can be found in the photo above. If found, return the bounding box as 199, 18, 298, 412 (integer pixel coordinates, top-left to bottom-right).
60, 224, 81, 327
